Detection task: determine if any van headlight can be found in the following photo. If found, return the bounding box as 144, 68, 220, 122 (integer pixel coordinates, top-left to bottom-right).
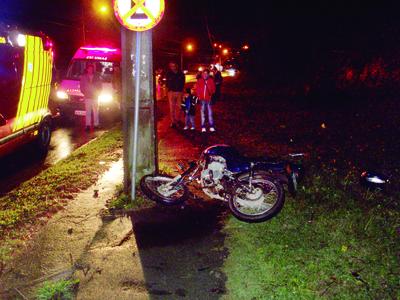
98, 92, 113, 105
56, 90, 69, 100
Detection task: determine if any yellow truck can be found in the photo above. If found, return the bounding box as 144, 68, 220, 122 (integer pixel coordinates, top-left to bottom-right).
0, 25, 54, 157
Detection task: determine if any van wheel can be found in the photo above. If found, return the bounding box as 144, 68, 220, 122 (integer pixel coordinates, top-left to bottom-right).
36, 119, 52, 153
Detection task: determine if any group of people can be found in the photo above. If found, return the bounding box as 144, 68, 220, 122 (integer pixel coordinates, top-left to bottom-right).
80, 61, 222, 133
166, 62, 222, 132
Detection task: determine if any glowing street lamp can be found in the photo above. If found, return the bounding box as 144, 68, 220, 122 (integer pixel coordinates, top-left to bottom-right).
186, 43, 194, 52
223, 48, 229, 55
242, 44, 249, 50
181, 42, 195, 70
99, 5, 109, 14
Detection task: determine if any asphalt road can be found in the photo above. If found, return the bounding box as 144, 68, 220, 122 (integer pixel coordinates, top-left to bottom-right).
0, 122, 108, 196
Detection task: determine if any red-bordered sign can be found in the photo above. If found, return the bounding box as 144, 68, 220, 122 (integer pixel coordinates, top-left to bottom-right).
114, 0, 165, 31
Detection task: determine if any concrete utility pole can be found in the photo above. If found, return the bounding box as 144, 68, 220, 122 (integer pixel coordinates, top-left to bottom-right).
121, 28, 157, 198
115, 0, 164, 201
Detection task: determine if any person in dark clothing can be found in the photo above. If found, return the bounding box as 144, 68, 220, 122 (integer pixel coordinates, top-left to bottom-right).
211, 66, 223, 104
181, 87, 198, 130
166, 62, 185, 127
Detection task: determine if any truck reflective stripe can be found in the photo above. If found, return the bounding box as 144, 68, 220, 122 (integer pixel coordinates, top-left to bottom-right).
25, 36, 35, 127
33, 37, 41, 123
43, 52, 52, 112
36, 46, 45, 123
13, 35, 53, 132
31, 36, 41, 125
14, 35, 30, 131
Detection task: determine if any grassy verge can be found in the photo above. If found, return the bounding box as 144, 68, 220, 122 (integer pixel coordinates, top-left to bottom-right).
36, 279, 79, 300
107, 188, 155, 211
209, 77, 399, 299
0, 128, 122, 266
222, 166, 399, 299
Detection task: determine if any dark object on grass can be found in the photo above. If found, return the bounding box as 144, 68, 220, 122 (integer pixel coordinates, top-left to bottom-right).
360, 171, 390, 190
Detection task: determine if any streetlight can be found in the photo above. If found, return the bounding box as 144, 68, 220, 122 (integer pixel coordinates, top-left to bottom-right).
186, 43, 194, 52
181, 43, 194, 70
99, 4, 109, 14
242, 44, 249, 50
81, 2, 111, 44
223, 48, 229, 55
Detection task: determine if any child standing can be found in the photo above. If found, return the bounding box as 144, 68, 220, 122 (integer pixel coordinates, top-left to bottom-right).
181, 87, 198, 130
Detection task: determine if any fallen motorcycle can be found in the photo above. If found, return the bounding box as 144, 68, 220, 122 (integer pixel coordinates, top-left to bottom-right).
140, 144, 303, 223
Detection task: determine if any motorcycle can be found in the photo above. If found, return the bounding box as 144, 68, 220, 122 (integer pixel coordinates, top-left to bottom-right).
140, 144, 304, 223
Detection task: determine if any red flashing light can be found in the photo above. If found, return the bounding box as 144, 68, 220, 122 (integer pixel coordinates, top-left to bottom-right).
345, 68, 354, 81
45, 40, 53, 49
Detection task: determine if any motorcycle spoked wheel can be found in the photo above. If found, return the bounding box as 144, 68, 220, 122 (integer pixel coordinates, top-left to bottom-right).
228, 173, 284, 223
140, 174, 189, 206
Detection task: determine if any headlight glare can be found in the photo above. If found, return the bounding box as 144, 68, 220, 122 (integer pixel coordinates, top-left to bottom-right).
98, 93, 113, 104
56, 90, 69, 100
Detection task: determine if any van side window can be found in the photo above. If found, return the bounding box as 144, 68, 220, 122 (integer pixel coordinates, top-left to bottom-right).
0, 46, 20, 119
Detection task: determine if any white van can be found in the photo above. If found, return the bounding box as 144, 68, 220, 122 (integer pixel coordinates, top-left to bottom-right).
53, 46, 121, 121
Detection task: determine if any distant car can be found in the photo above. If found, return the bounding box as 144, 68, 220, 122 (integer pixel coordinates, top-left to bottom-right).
0, 25, 54, 157
223, 61, 240, 76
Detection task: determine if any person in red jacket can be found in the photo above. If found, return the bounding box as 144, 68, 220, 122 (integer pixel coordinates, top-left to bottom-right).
196, 69, 216, 132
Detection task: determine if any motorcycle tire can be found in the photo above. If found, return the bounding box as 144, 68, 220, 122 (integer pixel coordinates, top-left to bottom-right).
228, 172, 284, 223
140, 174, 189, 206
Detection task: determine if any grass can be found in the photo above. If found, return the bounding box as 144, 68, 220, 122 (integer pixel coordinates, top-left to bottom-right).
36, 279, 79, 300
217, 77, 399, 299
0, 128, 122, 266
107, 188, 155, 211
222, 167, 399, 299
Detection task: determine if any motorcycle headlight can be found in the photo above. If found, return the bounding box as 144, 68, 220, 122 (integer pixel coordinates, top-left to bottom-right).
98, 93, 113, 105
56, 90, 69, 100
360, 171, 389, 190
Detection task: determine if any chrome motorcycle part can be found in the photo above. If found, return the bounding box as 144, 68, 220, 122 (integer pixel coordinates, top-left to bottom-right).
140, 174, 189, 206
228, 172, 284, 223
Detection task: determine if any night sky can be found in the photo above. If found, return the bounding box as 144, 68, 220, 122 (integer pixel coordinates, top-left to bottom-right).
1, 1, 400, 77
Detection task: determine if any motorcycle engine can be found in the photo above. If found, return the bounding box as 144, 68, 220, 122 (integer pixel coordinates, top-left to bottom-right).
201, 155, 228, 200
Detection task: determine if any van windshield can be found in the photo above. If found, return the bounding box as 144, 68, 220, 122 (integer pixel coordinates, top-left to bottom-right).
66, 59, 119, 82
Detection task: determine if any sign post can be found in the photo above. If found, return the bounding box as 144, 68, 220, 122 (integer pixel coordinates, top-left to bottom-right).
114, 0, 164, 201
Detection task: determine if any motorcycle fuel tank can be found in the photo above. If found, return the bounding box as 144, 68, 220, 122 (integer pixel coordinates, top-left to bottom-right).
203, 144, 250, 173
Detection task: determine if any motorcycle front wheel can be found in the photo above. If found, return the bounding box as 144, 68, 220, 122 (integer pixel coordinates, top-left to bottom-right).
140, 174, 189, 206
228, 173, 284, 223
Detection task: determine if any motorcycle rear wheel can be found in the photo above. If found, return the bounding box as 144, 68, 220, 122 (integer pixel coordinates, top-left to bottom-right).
228, 173, 284, 223
140, 174, 189, 206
